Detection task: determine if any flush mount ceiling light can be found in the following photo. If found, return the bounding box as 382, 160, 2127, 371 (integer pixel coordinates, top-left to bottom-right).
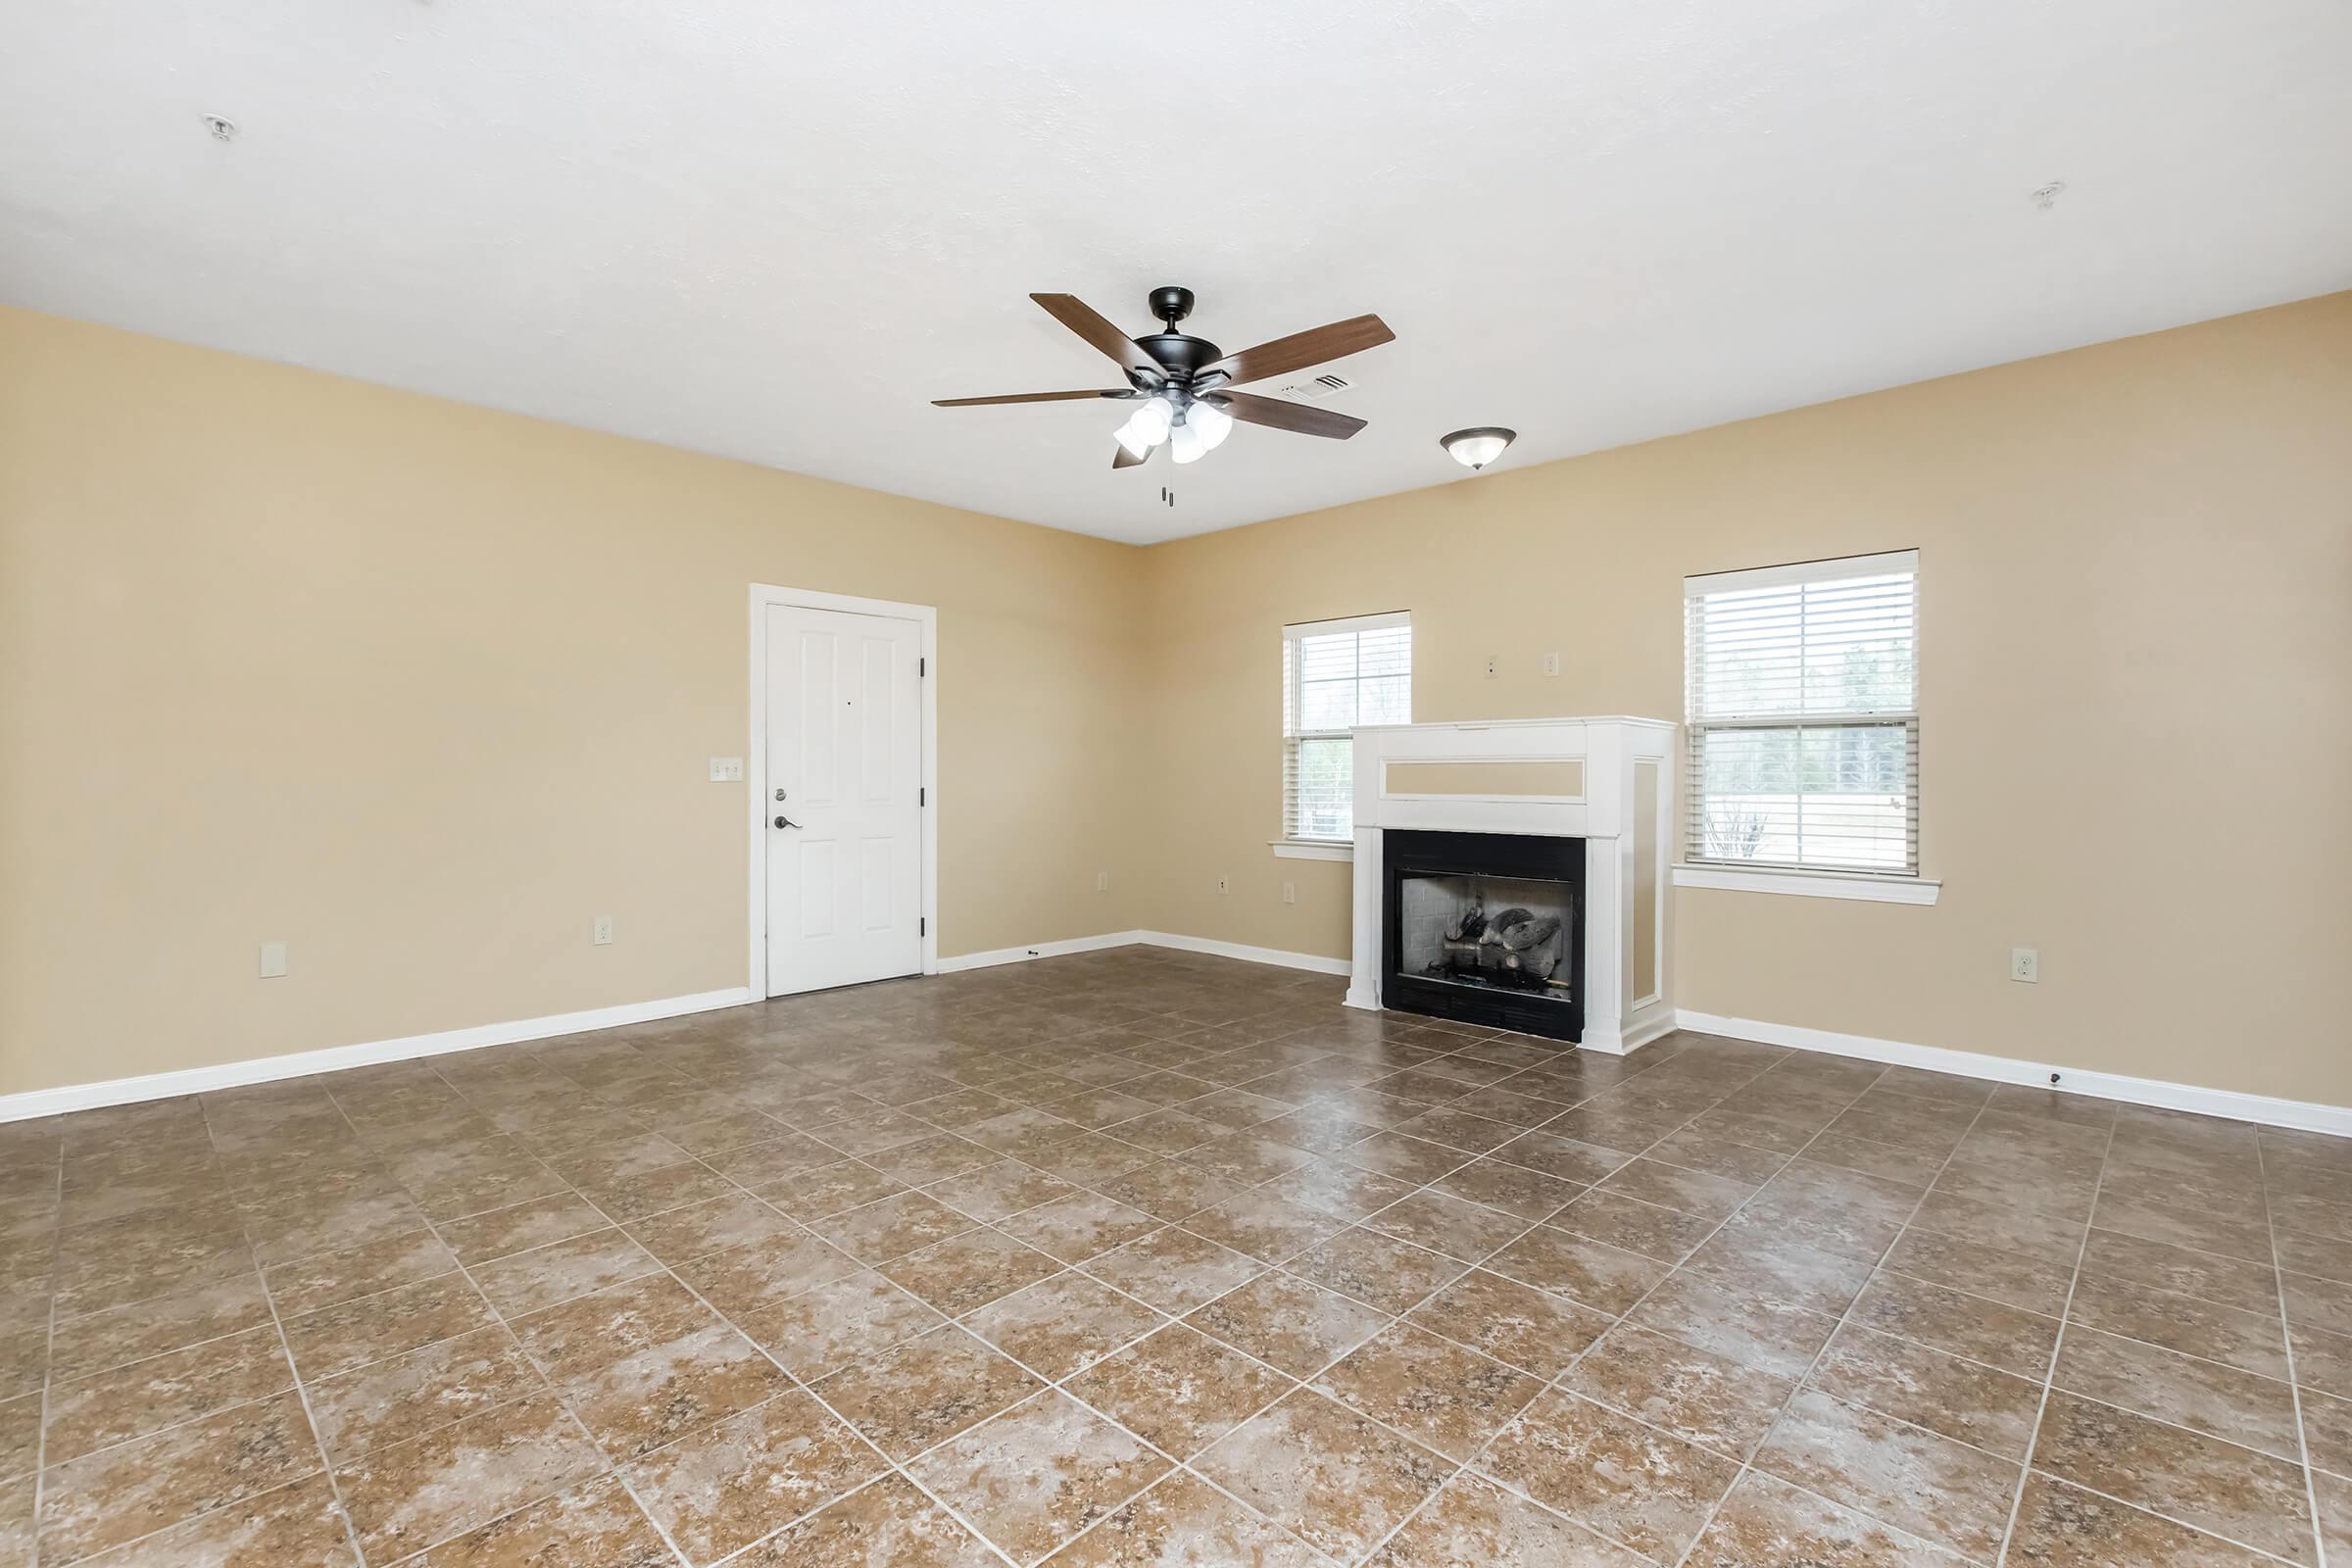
934, 286, 1394, 469
1441, 426, 1516, 471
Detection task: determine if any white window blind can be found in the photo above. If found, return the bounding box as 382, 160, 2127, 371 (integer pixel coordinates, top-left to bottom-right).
1684, 551, 1919, 876
1282, 612, 1411, 843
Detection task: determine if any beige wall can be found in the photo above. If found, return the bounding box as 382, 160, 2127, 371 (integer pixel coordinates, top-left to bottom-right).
0, 307, 1144, 1095
1139, 293, 2352, 1106
7, 295, 2348, 1108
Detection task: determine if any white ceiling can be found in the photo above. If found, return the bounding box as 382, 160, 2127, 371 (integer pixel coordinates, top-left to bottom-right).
5, 1, 2348, 544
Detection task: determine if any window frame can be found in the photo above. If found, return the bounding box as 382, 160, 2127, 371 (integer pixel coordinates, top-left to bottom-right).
1278, 611, 1411, 850
1677, 550, 1937, 903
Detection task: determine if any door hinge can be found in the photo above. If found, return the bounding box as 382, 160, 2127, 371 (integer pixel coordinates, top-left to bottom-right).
919, 787, 926, 807
919, 917, 926, 936
918, 657, 926, 677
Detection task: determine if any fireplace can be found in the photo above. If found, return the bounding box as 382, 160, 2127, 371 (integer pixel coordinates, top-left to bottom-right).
1346, 717, 1675, 1054
1385, 830, 1585, 1041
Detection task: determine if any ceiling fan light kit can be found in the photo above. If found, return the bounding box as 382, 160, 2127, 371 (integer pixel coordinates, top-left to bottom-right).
935, 286, 1393, 468
1441, 426, 1516, 471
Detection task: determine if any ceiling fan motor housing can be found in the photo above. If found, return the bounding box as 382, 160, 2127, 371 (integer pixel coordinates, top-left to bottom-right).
1133, 286, 1221, 384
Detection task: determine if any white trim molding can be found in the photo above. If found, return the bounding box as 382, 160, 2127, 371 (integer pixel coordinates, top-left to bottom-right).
1673, 864, 1941, 906
935, 931, 1151, 974
1136, 930, 1352, 977
1270, 840, 1352, 861
748, 583, 940, 999
0, 988, 753, 1125
1678, 1008, 2352, 1139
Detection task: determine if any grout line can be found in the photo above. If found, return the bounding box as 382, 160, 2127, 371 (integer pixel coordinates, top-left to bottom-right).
196, 1094, 374, 1568
26, 1136, 62, 1568
2259, 1131, 2332, 1568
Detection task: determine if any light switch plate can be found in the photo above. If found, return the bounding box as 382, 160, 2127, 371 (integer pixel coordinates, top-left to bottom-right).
709, 757, 744, 782
259, 941, 288, 979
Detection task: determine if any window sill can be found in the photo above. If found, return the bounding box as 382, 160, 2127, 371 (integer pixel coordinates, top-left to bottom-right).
1672, 864, 1940, 906
1271, 840, 1353, 862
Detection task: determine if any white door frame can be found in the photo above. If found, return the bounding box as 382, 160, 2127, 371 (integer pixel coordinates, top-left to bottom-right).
747, 584, 939, 997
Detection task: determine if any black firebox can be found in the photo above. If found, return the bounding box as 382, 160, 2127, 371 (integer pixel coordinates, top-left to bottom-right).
1383, 829, 1586, 1043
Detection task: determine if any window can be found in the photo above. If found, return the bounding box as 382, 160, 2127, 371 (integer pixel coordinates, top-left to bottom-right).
1282, 612, 1411, 844
1684, 551, 1918, 876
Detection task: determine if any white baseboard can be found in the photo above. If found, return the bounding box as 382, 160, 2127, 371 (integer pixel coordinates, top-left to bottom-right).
1677, 1008, 2352, 1140
1133, 930, 1352, 978
0, 987, 753, 1125
935, 931, 1150, 973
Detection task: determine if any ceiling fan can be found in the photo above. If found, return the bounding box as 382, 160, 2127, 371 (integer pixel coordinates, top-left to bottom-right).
933, 287, 1395, 468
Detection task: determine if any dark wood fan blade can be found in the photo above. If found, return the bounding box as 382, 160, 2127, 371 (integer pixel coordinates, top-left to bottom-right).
1031, 294, 1158, 376
1210, 390, 1367, 439
1197, 314, 1393, 386
932, 390, 1124, 407
1111, 443, 1148, 469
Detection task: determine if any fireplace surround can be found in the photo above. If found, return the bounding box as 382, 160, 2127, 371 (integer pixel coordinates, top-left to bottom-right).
1345, 717, 1675, 1054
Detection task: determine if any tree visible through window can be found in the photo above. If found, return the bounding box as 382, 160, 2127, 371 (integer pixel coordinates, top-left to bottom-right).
1282, 612, 1411, 843
1684, 553, 1918, 874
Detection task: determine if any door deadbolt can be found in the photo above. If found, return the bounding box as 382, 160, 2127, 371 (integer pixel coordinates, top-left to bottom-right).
774, 788, 787, 802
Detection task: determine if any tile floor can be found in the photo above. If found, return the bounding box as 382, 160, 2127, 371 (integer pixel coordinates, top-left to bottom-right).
2, 946, 2347, 1565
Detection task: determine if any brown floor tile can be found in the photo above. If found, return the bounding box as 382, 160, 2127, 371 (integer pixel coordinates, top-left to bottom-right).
1183, 1269, 1391, 1380
1482, 1222, 1669, 1315
964, 1273, 1164, 1381
262, 1228, 460, 1317
1844, 1267, 2063, 1379
1262, 1158, 1417, 1222
751, 1158, 908, 1220
573, 1159, 736, 1221
1427, 1156, 1582, 1222
333, 1391, 603, 1562
470, 1227, 662, 1318
1365, 1469, 1646, 1566
2030, 1388, 2315, 1561
733, 1269, 944, 1382
418, 1474, 671, 1568
813, 1325, 1044, 1460
2081, 1227, 2283, 1315
1686, 1470, 1971, 1566
1050, 1469, 1325, 1568
2317, 1469, 2352, 1562
924, 1160, 1079, 1223
1548, 1190, 1719, 1263
42, 1325, 294, 1464
512, 1273, 788, 1459
1082, 1228, 1261, 1315
1754, 1388, 2025, 1561
0, 1394, 33, 1485
1629, 1268, 1842, 1380
1195, 1389, 1454, 1562
61, 1472, 358, 1567
1098, 1161, 1251, 1224
2066, 1272, 2289, 1380
812, 1192, 978, 1266
996, 1193, 1163, 1265
47, 1275, 271, 1383
1314, 1322, 1544, 1460
909, 1391, 1170, 1563
2053, 1324, 2305, 1461
1405, 1267, 1610, 1378
1876, 1226, 2075, 1317
882, 1228, 1064, 1316
38, 1389, 320, 1564
621, 1391, 884, 1564
1809, 1321, 2043, 1458
1595, 1155, 1757, 1219
1063, 1325, 1293, 1460
669, 1226, 860, 1320
1564, 1323, 1796, 1461
2006, 1470, 2279, 1566
281, 1271, 494, 1382
307, 1324, 541, 1462
623, 1191, 799, 1267
1477, 1388, 1737, 1562
434, 1193, 609, 1265
728, 1473, 998, 1567
1362, 1190, 1532, 1264
1285, 1228, 1466, 1314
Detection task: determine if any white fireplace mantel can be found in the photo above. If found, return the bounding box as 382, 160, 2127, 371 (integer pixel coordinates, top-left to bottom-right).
1344, 716, 1677, 1055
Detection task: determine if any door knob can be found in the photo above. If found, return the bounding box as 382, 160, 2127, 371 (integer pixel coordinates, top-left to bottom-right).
774, 814, 801, 829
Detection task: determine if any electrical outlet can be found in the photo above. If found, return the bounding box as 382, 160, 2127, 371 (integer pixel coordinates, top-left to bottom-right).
1216, 876, 1229, 895
1542, 652, 1561, 676
1282, 881, 1297, 905
709, 757, 743, 782
258, 941, 287, 979
1096, 870, 1110, 893
594, 915, 614, 946
1484, 655, 1498, 678
2010, 946, 2038, 983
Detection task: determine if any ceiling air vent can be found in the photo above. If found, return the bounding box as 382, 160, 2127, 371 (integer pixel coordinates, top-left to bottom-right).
1272, 371, 1355, 402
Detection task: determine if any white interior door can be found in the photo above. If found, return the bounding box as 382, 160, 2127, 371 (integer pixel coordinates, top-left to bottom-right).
763, 604, 923, 997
